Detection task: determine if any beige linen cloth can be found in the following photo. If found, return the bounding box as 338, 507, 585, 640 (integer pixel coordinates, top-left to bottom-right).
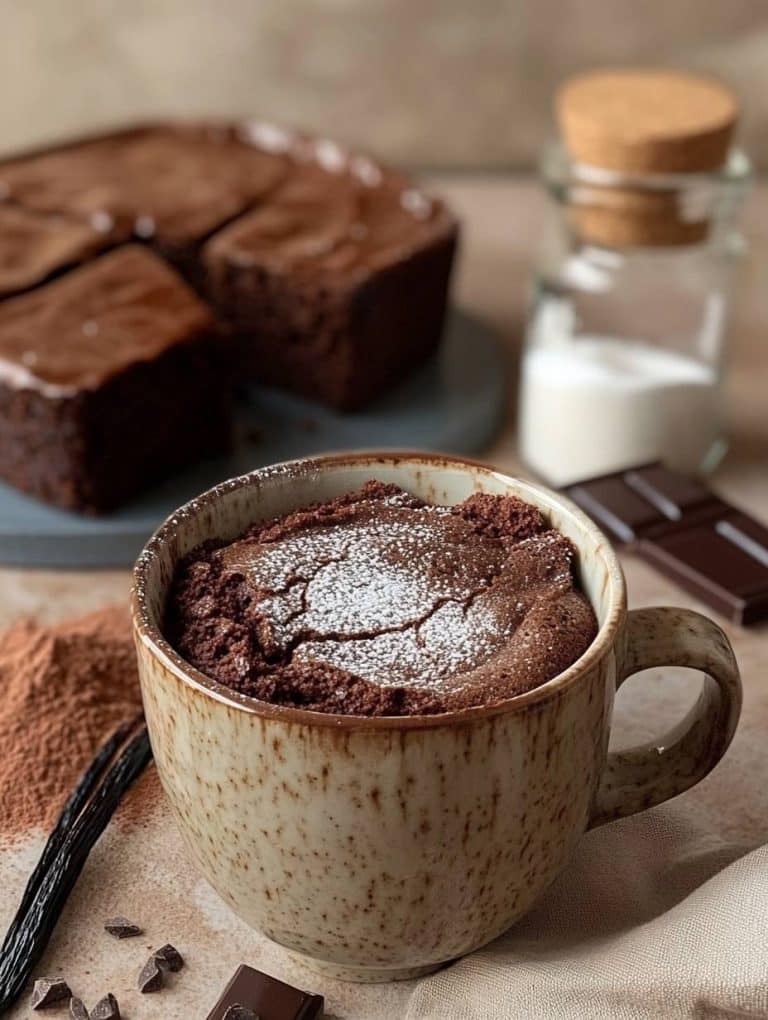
406, 800, 768, 1019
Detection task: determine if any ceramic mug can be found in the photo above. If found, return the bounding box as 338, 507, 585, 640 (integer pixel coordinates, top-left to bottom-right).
131, 453, 741, 982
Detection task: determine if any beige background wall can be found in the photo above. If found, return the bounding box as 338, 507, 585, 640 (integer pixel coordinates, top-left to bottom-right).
2, 0, 767, 168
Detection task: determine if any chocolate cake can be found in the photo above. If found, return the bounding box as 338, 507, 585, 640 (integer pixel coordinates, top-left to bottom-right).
166, 482, 598, 716
0, 245, 230, 513
0, 123, 458, 511
0, 122, 458, 410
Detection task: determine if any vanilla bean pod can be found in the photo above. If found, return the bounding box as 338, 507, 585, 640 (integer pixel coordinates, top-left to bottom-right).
0, 723, 152, 1013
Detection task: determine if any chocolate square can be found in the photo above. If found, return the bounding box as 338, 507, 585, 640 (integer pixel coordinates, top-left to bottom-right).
565, 463, 768, 625
205, 965, 324, 1020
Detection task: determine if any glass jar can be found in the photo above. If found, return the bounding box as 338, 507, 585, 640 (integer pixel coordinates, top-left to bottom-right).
518, 143, 751, 487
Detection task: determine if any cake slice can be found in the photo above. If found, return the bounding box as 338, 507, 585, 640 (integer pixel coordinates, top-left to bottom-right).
203, 154, 458, 410
0, 245, 231, 513
0, 204, 114, 299
0, 124, 287, 278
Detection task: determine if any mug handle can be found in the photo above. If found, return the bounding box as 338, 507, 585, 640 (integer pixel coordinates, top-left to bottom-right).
589, 606, 742, 828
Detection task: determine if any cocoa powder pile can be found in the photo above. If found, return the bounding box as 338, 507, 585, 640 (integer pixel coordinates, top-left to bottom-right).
0, 606, 156, 839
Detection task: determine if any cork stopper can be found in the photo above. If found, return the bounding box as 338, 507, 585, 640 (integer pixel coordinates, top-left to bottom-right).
555, 69, 739, 246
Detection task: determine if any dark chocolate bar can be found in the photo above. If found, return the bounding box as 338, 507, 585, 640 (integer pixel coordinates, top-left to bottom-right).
206, 965, 324, 1020
564, 463, 768, 626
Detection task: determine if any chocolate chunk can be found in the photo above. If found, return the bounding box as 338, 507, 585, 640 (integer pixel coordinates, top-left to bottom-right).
205, 964, 323, 1020
69, 998, 90, 1020
154, 942, 184, 972
104, 916, 143, 939
31, 978, 72, 1009
137, 955, 164, 993
223, 1006, 260, 1020
90, 994, 120, 1020
564, 462, 768, 625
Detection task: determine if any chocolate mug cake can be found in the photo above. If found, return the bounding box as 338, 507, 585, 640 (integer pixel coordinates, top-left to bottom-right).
166, 481, 598, 715
134, 453, 740, 981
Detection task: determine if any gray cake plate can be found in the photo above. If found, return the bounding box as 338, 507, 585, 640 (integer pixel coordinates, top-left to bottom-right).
0, 309, 508, 567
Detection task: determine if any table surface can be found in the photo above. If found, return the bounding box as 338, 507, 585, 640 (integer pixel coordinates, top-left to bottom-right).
1, 175, 766, 1020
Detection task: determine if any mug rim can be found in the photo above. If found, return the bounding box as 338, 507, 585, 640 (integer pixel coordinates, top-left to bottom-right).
132, 452, 627, 730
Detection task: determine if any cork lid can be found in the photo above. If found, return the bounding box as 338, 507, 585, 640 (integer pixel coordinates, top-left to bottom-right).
554, 69, 739, 246
557, 69, 738, 174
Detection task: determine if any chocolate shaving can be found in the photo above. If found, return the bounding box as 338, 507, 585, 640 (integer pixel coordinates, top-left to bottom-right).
90, 993, 120, 1019
137, 955, 164, 993
104, 917, 142, 939
31, 978, 72, 1009
69, 997, 89, 1020
154, 942, 184, 972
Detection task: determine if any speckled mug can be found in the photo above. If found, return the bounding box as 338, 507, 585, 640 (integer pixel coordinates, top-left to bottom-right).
132, 453, 741, 982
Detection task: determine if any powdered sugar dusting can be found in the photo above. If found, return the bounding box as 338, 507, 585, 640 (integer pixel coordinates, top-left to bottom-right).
296, 598, 509, 690
221, 500, 512, 690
